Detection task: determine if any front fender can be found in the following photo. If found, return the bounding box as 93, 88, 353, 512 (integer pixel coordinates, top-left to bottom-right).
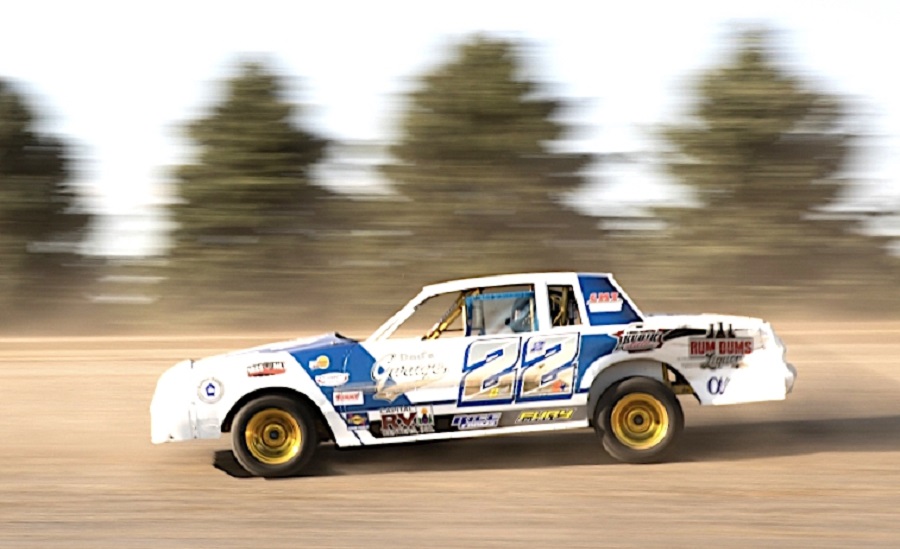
150, 351, 364, 448
205, 350, 363, 448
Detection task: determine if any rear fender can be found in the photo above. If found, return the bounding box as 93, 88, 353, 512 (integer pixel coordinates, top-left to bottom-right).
586, 360, 669, 422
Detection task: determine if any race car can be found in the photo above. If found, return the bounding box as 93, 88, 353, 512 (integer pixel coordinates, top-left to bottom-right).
150, 272, 797, 477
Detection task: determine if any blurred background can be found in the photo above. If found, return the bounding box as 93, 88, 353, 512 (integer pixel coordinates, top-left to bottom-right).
1, 2, 899, 335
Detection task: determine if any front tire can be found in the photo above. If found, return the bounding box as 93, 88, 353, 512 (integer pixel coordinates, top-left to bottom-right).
232, 395, 318, 477
594, 377, 683, 463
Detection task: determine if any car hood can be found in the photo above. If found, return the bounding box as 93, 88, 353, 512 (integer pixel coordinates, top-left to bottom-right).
196, 332, 358, 363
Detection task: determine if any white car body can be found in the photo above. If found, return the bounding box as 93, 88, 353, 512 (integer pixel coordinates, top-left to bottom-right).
151, 272, 796, 452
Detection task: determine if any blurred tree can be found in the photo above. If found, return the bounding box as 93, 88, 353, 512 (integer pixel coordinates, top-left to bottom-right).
653, 28, 897, 307
379, 36, 602, 283
167, 61, 330, 316
0, 79, 89, 321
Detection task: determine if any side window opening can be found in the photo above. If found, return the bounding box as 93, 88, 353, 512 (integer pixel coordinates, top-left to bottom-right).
549, 285, 582, 327
389, 284, 537, 340
391, 291, 467, 340
466, 285, 535, 336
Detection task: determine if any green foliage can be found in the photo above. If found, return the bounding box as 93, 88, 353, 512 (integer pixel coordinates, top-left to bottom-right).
650, 29, 897, 305
167, 61, 330, 313
0, 79, 88, 316
379, 35, 600, 281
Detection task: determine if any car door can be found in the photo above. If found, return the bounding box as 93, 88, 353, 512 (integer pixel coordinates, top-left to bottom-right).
516, 331, 581, 403
360, 336, 467, 407
458, 286, 581, 408
334, 289, 472, 438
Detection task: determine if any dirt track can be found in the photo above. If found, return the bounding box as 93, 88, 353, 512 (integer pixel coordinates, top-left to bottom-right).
2, 322, 900, 548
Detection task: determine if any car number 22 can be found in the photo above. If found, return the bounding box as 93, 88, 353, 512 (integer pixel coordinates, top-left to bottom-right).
458, 334, 580, 405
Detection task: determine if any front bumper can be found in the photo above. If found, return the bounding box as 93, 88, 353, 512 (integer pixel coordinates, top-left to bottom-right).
150, 360, 196, 444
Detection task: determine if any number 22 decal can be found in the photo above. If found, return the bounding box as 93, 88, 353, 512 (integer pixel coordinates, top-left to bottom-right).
459, 334, 580, 405
459, 338, 520, 404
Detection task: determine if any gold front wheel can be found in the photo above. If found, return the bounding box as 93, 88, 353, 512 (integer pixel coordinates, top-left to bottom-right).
232, 395, 318, 477
244, 408, 302, 465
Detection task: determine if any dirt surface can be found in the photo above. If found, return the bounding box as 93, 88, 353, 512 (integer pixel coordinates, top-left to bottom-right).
2, 322, 900, 548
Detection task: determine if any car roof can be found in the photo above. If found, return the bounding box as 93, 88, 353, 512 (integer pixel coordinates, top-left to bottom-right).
420, 272, 613, 295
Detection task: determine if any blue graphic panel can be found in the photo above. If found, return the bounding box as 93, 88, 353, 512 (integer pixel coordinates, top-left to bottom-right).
578, 275, 642, 326
338, 345, 413, 409
290, 342, 413, 410
574, 334, 619, 392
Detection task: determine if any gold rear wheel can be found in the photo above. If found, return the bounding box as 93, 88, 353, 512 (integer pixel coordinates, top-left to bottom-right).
610, 393, 668, 450
595, 377, 683, 463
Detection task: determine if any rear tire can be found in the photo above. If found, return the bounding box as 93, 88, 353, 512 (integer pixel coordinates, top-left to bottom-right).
232, 395, 318, 477
594, 377, 683, 463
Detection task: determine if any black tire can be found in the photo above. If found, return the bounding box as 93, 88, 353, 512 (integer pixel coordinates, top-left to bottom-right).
594, 377, 684, 464
232, 395, 318, 477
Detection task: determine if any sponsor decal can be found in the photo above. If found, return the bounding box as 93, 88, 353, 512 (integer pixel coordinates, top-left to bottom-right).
587, 291, 623, 313
344, 412, 369, 431
614, 329, 665, 353
380, 406, 435, 436
707, 376, 730, 395
372, 352, 448, 402
309, 355, 330, 370
689, 323, 753, 369
247, 361, 286, 377
315, 372, 349, 387
333, 390, 364, 406
516, 409, 574, 423
451, 413, 501, 431
197, 378, 222, 403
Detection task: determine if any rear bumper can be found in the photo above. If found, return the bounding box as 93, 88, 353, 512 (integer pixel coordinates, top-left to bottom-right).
785, 363, 797, 394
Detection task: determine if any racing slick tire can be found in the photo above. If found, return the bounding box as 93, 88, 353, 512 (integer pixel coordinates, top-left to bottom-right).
232, 395, 318, 477
594, 377, 683, 464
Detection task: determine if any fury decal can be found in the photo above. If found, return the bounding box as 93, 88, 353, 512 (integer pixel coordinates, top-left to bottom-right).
516, 409, 574, 423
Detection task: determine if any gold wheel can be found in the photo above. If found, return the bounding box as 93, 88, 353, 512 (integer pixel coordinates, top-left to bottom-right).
244, 408, 302, 465
610, 392, 669, 450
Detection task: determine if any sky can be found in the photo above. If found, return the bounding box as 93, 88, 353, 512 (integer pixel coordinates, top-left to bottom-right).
2, 0, 900, 255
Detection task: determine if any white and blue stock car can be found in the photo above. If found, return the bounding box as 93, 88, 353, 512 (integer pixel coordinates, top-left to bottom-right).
151, 272, 797, 477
